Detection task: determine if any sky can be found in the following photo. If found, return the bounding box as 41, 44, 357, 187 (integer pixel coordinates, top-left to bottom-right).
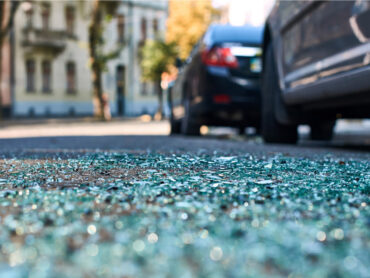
213, 0, 275, 26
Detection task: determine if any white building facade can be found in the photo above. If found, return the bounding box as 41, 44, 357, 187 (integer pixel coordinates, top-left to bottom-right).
12, 1, 93, 117
103, 0, 168, 117
8, 0, 168, 118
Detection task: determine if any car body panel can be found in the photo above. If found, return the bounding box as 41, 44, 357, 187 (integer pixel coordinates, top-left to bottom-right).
265, 0, 370, 111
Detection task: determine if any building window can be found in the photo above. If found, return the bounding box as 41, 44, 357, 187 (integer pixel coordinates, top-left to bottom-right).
24, 2, 34, 27
42, 60, 52, 93
65, 6, 75, 34
41, 3, 51, 30
153, 18, 158, 35
141, 17, 147, 42
26, 59, 35, 92
66, 62, 76, 94
117, 15, 125, 43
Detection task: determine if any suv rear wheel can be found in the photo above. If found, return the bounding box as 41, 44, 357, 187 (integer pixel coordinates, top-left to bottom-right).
181, 99, 200, 136
170, 119, 181, 135
310, 120, 335, 141
261, 44, 298, 144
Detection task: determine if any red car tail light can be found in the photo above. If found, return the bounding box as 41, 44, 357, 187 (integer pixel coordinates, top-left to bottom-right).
213, 94, 231, 104
201, 47, 239, 68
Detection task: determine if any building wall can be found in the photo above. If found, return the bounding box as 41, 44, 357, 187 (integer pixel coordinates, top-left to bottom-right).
13, 1, 93, 117
10, 0, 168, 118
103, 0, 168, 117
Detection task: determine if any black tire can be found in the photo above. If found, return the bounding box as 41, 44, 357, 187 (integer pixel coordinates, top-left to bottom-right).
261, 44, 298, 144
168, 85, 182, 135
170, 119, 181, 135
310, 120, 335, 141
181, 99, 200, 136
254, 126, 261, 135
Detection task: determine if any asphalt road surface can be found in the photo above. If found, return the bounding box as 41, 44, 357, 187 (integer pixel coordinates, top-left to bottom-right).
0, 118, 369, 277
0, 118, 369, 159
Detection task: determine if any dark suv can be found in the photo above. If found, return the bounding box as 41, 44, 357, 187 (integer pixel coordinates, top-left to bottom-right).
262, 1, 370, 143
169, 24, 264, 135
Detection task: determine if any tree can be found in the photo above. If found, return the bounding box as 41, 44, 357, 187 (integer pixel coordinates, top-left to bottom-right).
88, 0, 121, 121
0, 0, 19, 120
140, 39, 177, 119
166, 0, 216, 59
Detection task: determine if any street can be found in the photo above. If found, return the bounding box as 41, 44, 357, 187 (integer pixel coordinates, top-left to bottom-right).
0, 119, 369, 277
0, 118, 369, 155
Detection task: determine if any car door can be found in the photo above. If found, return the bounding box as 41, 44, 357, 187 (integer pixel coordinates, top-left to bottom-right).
184, 40, 204, 103
171, 39, 203, 120
273, 0, 370, 103
171, 63, 188, 120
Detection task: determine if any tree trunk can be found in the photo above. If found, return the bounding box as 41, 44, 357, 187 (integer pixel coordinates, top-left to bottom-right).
156, 80, 163, 120
89, 0, 105, 120
92, 63, 105, 120
0, 1, 19, 121
0, 2, 5, 120
0, 38, 3, 120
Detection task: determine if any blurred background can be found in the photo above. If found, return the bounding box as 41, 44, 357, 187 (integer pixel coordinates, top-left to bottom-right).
0, 0, 273, 120
0, 0, 369, 145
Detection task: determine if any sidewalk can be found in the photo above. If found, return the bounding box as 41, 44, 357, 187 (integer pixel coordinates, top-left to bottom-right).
0, 116, 154, 127
0, 117, 170, 138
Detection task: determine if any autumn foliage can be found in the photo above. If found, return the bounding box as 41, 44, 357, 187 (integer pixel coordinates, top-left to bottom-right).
166, 0, 216, 60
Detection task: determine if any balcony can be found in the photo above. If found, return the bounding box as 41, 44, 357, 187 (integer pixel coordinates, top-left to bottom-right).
21, 27, 73, 54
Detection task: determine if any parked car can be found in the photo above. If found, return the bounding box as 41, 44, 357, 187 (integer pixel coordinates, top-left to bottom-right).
169, 24, 264, 135
261, 0, 370, 143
